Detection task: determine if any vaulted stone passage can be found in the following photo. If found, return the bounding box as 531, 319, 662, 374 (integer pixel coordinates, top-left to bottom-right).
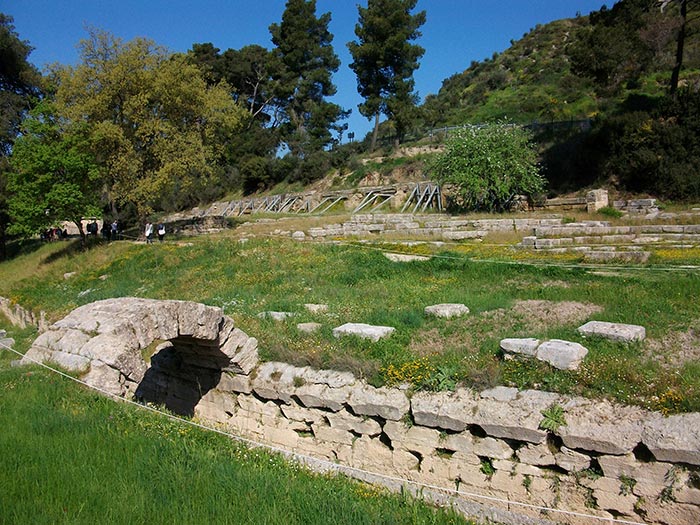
21, 297, 259, 415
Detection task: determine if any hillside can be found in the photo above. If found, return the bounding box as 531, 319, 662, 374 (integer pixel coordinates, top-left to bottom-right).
419, 0, 700, 128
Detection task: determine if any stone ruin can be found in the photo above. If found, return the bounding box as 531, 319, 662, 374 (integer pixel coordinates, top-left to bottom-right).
14, 298, 700, 525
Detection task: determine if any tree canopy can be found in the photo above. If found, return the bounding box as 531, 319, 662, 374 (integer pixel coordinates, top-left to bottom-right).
54, 29, 246, 219
8, 101, 101, 242
348, 0, 425, 150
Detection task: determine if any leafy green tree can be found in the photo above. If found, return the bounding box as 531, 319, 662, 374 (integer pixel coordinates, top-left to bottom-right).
430, 122, 545, 212
8, 101, 101, 245
269, 0, 347, 161
0, 13, 43, 258
348, 0, 426, 150
54, 29, 245, 219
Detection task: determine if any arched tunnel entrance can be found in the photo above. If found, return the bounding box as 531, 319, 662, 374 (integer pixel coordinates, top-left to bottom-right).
134, 336, 231, 417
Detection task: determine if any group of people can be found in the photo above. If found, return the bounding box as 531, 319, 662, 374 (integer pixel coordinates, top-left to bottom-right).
40, 227, 68, 242
86, 219, 121, 241
144, 222, 166, 244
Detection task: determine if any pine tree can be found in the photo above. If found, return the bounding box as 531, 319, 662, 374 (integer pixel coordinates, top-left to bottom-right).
348, 0, 426, 150
269, 0, 347, 159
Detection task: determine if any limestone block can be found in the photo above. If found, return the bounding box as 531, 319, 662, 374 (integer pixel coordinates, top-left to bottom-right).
635, 500, 700, 525
258, 311, 295, 321
643, 413, 700, 465
517, 442, 556, 466
591, 480, 637, 517
535, 339, 588, 370
472, 437, 513, 460
295, 383, 350, 412
304, 303, 328, 314
418, 455, 458, 486
474, 390, 559, 444
442, 433, 475, 455
263, 426, 299, 449
297, 322, 321, 334
217, 372, 252, 394
424, 303, 470, 318
312, 424, 355, 446
555, 446, 591, 472
348, 384, 409, 421
251, 361, 302, 403
301, 368, 355, 388
479, 386, 519, 402
351, 436, 394, 471
676, 487, 700, 506
82, 361, 123, 396
326, 411, 381, 436
489, 470, 530, 498
559, 398, 651, 455
237, 394, 281, 420
176, 301, 223, 340
383, 420, 442, 453
411, 388, 479, 431
194, 400, 230, 424
199, 389, 237, 413
280, 402, 327, 424
384, 253, 430, 262
332, 323, 395, 342
577, 321, 646, 343
492, 460, 544, 478
220, 332, 259, 375
48, 350, 91, 372
499, 338, 540, 357
392, 449, 421, 475
291, 230, 305, 241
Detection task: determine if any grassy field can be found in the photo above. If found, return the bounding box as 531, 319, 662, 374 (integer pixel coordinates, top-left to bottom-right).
2, 227, 700, 415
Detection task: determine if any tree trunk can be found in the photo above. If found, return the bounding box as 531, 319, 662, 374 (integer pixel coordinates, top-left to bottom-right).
75, 220, 87, 248
670, 0, 687, 95
370, 112, 380, 152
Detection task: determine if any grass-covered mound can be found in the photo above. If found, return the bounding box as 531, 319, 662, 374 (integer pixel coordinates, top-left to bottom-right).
2, 231, 700, 415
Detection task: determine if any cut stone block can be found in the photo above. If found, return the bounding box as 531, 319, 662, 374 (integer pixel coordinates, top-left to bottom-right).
500, 338, 540, 357
577, 321, 646, 343
257, 311, 295, 321
424, 303, 470, 318
304, 303, 328, 314
535, 339, 588, 370
332, 323, 395, 342
643, 413, 700, 466
384, 253, 430, 262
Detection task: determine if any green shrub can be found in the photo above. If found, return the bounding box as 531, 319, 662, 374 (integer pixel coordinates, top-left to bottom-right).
430, 121, 546, 212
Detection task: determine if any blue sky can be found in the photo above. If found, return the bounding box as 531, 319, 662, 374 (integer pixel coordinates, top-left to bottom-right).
4, 0, 611, 140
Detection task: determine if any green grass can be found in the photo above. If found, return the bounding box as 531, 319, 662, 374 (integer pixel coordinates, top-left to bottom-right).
2, 232, 700, 413
0, 350, 468, 525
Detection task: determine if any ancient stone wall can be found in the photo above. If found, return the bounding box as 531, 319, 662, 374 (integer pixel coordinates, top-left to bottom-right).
10, 298, 700, 525
0, 296, 48, 332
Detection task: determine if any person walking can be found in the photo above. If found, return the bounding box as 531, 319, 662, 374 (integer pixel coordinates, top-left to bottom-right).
145, 221, 153, 244
157, 223, 166, 243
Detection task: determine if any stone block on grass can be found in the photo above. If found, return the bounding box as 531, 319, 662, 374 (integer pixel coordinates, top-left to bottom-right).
424, 303, 470, 318
577, 321, 646, 343
332, 323, 395, 342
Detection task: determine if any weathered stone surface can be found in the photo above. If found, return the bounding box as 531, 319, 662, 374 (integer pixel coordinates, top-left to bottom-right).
326, 410, 381, 436
301, 368, 355, 388
479, 386, 518, 402
555, 446, 591, 472
297, 322, 322, 334
295, 383, 350, 412
304, 303, 328, 314
643, 413, 700, 465
577, 321, 646, 343
500, 338, 540, 357
348, 384, 409, 421
474, 389, 559, 444
257, 311, 295, 321
472, 437, 513, 459
217, 372, 252, 394
384, 420, 442, 453
411, 388, 479, 431
312, 423, 354, 445
559, 398, 652, 455
516, 442, 556, 466
535, 339, 588, 370
291, 230, 306, 241
332, 323, 395, 342
251, 361, 300, 403
384, 253, 430, 262
424, 303, 470, 318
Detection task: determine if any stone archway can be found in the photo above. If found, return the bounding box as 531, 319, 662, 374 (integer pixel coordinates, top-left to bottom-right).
21, 298, 258, 416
